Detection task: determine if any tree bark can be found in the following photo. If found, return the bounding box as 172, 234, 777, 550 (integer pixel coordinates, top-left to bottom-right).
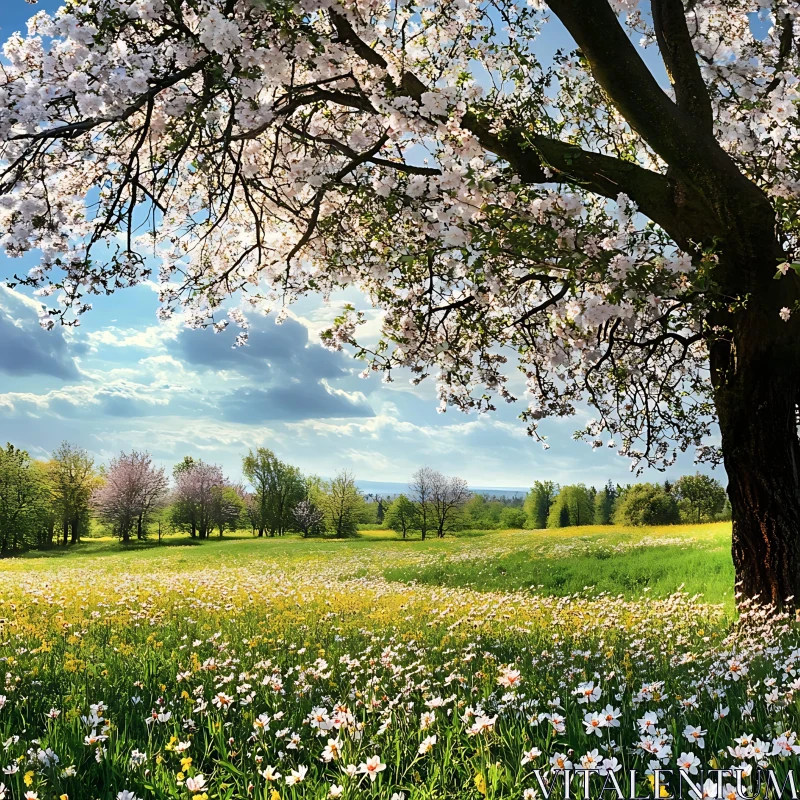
711, 276, 800, 608
718, 389, 800, 606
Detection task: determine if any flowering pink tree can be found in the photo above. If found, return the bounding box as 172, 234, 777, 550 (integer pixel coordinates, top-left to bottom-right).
92, 451, 169, 542
292, 499, 325, 538
1, 0, 799, 602
172, 461, 225, 539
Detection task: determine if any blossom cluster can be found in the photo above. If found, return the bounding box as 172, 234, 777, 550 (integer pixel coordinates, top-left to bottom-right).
1, 1, 798, 469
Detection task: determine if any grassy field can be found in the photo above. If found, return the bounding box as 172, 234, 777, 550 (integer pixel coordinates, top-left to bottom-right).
378, 523, 734, 605
0, 522, 796, 800
27, 521, 735, 605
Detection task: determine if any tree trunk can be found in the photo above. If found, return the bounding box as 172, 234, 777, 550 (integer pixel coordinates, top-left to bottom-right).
716, 382, 800, 607
711, 287, 800, 608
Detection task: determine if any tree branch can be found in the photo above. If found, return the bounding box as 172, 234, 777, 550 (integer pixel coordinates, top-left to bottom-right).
329, 8, 705, 245
763, 16, 796, 95
544, 0, 777, 267
651, 0, 712, 131
543, 2, 760, 197
282, 123, 441, 175
7, 59, 209, 144
502, 128, 715, 248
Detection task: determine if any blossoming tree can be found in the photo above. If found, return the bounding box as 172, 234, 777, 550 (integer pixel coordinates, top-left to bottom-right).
1, 0, 798, 602
92, 450, 169, 541
172, 460, 225, 539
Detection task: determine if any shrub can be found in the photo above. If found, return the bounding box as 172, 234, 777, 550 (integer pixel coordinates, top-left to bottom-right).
500, 507, 526, 529
613, 483, 680, 526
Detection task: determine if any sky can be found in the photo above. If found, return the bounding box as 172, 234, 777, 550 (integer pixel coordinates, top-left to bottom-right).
0, 0, 722, 490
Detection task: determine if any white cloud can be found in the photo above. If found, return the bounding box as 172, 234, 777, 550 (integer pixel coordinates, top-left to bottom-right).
84, 317, 182, 351
0, 282, 719, 489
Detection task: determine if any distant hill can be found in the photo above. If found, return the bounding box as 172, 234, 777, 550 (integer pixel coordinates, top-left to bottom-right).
355, 479, 527, 499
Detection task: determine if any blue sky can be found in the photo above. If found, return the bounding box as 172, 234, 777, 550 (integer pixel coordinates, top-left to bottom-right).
0, 0, 721, 489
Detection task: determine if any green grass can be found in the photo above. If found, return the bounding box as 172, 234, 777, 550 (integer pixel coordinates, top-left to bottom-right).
10, 521, 735, 606
382, 523, 734, 605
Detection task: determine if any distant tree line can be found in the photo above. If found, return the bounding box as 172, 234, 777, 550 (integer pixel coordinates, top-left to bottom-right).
523, 475, 729, 530
0, 442, 374, 551
383, 484, 525, 537
170, 449, 370, 540
0, 439, 730, 553
381, 467, 472, 540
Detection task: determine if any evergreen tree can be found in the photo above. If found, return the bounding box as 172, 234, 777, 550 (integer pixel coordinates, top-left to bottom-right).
593, 481, 618, 525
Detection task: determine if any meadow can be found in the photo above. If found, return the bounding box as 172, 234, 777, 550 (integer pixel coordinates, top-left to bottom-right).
0, 523, 797, 800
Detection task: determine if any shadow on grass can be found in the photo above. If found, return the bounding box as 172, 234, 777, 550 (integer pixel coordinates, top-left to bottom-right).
5, 535, 214, 560
113, 537, 207, 552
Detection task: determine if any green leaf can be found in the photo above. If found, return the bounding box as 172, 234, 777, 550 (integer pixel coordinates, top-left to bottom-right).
217, 760, 245, 777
